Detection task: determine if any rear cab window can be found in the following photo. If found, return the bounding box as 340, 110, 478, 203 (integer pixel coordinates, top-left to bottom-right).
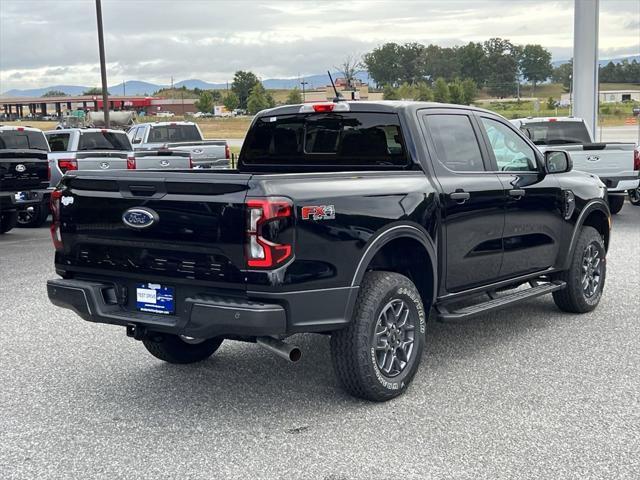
78, 131, 132, 151
519, 121, 591, 145
0, 130, 49, 151
241, 112, 410, 170
46, 133, 71, 152
148, 124, 201, 143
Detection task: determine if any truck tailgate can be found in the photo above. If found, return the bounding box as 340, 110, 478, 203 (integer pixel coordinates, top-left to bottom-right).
134, 151, 191, 170
56, 170, 252, 289
542, 143, 635, 178
0, 149, 48, 191
75, 151, 129, 170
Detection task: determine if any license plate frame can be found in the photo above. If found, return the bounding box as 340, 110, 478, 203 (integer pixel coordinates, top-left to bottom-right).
136, 283, 175, 315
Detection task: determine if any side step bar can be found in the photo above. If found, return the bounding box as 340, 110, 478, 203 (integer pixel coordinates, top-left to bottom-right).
436, 281, 566, 321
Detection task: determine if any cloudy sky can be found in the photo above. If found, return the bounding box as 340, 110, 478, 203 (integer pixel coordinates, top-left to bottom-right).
0, 0, 638, 91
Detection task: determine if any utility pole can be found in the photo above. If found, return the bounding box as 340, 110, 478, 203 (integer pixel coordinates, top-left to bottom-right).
95, 0, 109, 128
123, 80, 126, 96
300, 79, 308, 102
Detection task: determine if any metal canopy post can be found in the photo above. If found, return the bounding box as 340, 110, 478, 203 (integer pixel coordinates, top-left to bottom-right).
573, 0, 599, 140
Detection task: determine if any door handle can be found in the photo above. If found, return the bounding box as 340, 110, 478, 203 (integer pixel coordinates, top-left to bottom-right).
509, 189, 526, 198
450, 191, 470, 203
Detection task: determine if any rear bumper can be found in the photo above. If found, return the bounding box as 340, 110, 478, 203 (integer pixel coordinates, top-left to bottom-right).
47, 278, 357, 338
191, 158, 230, 169
600, 175, 640, 192
14, 188, 51, 207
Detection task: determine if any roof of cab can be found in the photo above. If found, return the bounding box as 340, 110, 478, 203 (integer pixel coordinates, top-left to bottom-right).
255, 100, 498, 117
0, 125, 44, 133
44, 128, 127, 134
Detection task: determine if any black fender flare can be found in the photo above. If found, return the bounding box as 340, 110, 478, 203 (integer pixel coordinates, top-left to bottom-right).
562, 199, 610, 269
350, 222, 438, 305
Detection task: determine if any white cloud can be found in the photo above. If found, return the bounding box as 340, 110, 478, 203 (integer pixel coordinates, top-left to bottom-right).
0, 0, 638, 91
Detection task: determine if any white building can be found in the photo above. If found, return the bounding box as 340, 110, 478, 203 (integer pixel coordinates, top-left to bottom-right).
561, 89, 640, 105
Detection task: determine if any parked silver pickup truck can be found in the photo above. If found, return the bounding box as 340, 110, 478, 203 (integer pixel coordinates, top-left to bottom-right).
511, 117, 639, 214
127, 121, 229, 168
46, 129, 192, 186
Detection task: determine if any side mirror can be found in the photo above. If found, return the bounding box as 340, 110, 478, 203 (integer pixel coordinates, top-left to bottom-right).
132, 138, 142, 144
545, 150, 572, 174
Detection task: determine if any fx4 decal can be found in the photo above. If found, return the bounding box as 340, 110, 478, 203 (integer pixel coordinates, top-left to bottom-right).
301, 205, 336, 221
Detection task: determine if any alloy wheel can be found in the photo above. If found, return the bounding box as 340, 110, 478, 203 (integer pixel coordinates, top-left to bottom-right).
373, 299, 416, 377
581, 243, 603, 298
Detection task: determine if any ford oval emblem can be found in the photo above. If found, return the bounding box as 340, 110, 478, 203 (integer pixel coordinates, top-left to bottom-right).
159, 159, 170, 167
192, 148, 203, 154
15, 164, 26, 173
122, 207, 158, 229
99, 161, 110, 169
587, 155, 600, 162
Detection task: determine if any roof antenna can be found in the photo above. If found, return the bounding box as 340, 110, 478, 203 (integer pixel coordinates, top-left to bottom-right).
328, 71, 343, 102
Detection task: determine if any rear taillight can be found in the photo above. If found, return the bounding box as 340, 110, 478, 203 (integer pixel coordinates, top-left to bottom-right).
50, 189, 63, 250
189, 155, 194, 169
225, 144, 230, 159
127, 155, 136, 169
634, 147, 639, 171
245, 197, 293, 268
57, 158, 77, 174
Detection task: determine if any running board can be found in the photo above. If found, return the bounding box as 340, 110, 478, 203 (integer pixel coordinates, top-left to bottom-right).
436, 281, 566, 321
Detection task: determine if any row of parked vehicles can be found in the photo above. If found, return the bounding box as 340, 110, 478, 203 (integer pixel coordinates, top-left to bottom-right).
0, 121, 230, 233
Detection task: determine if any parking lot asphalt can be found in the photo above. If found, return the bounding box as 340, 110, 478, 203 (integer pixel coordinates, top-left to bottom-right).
1, 205, 639, 480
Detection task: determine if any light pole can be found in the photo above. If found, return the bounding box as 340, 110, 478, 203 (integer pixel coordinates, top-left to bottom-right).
300, 80, 308, 102
95, 0, 109, 128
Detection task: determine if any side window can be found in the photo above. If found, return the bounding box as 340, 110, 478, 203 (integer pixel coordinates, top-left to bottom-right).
133, 127, 145, 143
481, 118, 538, 172
424, 114, 485, 172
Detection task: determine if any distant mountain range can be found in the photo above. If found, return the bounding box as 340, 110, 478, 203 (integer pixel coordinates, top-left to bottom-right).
2, 56, 637, 97
1, 71, 371, 97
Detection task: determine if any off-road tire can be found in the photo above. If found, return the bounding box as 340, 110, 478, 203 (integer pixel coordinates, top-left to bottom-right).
330, 271, 427, 402
0, 211, 17, 234
607, 195, 624, 215
142, 334, 223, 364
552, 226, 606, 313
628, 188, 640, 206
17, 203, 49, 228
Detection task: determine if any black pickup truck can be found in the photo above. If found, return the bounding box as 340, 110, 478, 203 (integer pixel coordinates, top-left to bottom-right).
47, 101, 610, 401
0, 126, 50, 234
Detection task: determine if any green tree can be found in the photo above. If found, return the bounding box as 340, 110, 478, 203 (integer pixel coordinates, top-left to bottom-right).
222, 92, 240, 111
382, 85, 399, 100
457, 42, 487, 86
231, 71, 260, 109
415, 82, 433, 101
424, 44, 459, 82
398, 42, 426, 84
286, 88, 302, 104
483, 38, 518, 97
41, 90, 67, 97
546, 96, 557, 110
552, 60, 573, 91
247, 83, 271, 114
83, 87, 110, 95
363, 43, 402, 87
433, 78, 450, 103
210, 90, 222, 102
195, 91, 214, 113
520, 44, 553, 95
448, 79, 464, 104
397, 82, 416, 99
460, 78, 478, 105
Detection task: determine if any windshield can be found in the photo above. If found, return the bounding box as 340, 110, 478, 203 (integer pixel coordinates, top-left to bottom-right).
0, 130, 49, 151
78, 131, 132, 151
520, 121, 591, 145
148, 124, 201, 143
241, 112, 409, 168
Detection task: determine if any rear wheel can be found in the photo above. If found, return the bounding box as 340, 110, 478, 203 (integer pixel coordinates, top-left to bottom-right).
607, 195, 625, 215
552, 226, 606, 313
628, 188, 640, 206
17, 203, 49, 228
142, 334, 223, 364
0, 211, 17, 234
330, 271, 427, 402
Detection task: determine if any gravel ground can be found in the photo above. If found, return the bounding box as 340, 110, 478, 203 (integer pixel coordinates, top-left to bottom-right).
0, 203, 638, 480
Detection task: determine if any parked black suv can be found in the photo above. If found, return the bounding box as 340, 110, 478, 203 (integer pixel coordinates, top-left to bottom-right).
47, 102, 610, 401
0, 126, 50, 233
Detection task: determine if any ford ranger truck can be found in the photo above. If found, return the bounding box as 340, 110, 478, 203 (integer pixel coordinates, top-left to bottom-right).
127, 121, 229, 169
511, 117, 639, 214
0, 126, 50, 232
47, 101, 611, 401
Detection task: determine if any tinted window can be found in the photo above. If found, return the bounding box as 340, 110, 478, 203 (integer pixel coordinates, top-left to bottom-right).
481, 118, 537, 172
425, 115, 484, 172
0, 130, 49, 151
242, 112, 409, 167
148, 124, 201, 143
78, 132, 132, 151
519, 121, 591, 145
46, 133, 71, 152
